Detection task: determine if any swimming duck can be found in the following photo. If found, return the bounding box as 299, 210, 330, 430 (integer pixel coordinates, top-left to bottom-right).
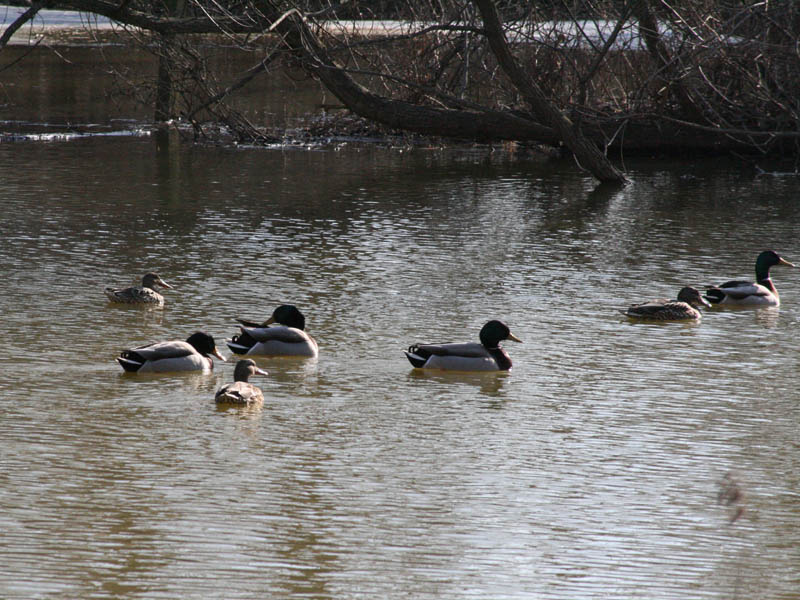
117, 331, 226, 373
405, 320, 522, 371
105, 272, 173, 306
215, 359, 269, 405
622, 286, 711, 321
227, 305, 319, 358
704, 250, 795, 307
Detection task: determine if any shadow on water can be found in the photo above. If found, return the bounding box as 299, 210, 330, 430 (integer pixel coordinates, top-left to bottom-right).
407, 368, 511, 397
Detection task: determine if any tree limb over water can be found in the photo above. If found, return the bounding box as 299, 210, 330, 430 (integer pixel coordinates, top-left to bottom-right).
0, 1, 50, 49
3, 1, 799, 180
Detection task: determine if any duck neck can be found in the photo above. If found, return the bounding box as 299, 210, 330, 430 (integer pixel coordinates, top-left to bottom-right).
760, 278, 777, 294
755, 258, 772, 285
486, 346, 512, 371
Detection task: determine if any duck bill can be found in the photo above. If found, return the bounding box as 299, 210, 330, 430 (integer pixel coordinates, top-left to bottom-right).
507, 332, 523, 343
778, 257, 795, 268
254, 367, 269, 377
157, 279, 173, 289
212, 347, 226, 361
264, 316, 276, 326
697, 297, 712, 308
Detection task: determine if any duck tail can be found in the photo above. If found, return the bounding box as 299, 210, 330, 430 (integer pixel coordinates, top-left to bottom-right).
227, 330, 256, 354
704, 288, 724, 304
226, 338, 250, 355
405, 345, 429, 368
117, 351, 144, 372
215, 390, 246, 404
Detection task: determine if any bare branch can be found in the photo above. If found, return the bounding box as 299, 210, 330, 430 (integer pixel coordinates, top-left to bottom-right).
472, 0, 626, 183
0, 1, 50, 49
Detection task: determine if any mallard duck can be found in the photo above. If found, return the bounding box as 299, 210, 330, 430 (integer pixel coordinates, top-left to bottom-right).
215, 359, 269, 405
105, 273, 173, 306
227, 305, 318, 358
405, 320, 522, 371
117, 331, 226, 373
705, 250, 795, 307
622, 286, 711, 321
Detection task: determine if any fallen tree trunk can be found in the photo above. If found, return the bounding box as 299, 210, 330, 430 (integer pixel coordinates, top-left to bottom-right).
258, 3, 623, 182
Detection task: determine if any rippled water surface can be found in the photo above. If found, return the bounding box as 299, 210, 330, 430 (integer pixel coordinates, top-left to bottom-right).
2, 48, 800, 600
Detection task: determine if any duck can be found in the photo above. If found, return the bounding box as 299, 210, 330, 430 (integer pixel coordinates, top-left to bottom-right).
405, 320, 522, 371
704, 250, 795, 307
117, 331, 226, 373
105, 272, 173, 306
227, 305, 319, 358
215, 359, 269, 405
622, 286, 711, 321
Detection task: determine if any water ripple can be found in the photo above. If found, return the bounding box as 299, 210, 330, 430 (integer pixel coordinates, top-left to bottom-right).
1, 143, 800, 599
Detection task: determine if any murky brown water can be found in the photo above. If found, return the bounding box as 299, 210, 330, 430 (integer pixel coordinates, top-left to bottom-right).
2, 35, 800, 600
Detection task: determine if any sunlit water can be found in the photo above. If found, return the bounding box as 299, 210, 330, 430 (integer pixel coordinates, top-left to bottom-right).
2, 44, 800, 600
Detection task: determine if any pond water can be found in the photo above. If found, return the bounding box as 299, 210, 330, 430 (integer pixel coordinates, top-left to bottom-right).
1, 40, 800, 600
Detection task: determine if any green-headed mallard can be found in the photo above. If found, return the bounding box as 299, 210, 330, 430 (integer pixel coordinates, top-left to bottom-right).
623, 286, 711, 321
117, 331, 226, 373
227, 305, 318, 358
705, 250, 795, 307
105, 272, 173, 306
215, 359, 268, 405
405, 320, 522, 371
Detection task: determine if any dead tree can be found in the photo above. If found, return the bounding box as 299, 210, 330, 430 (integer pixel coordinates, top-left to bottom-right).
2, 0, 799, 179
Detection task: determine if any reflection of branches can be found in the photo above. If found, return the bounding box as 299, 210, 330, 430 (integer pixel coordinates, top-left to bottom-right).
186, 47, 281, 120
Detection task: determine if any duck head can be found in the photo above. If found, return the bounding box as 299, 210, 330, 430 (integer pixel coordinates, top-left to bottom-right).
142, 272, 173, 290
756, 250, 795, 281
233, 359, 268, 382
676, 286, 711, 308
186, 331, 226, 361
479, 320, 523, 349
265, 305, 306, 330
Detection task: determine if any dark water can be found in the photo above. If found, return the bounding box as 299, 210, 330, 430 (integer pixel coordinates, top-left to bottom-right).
1, 38, 800, 600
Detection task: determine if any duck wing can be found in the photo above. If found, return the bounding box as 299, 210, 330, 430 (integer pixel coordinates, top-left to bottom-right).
127, 340, 196, 361
410, 342, 490, 358
624, 299, 677, 316
717, 279, 755, 289
714, 280, 770, 299
240, 326, 310, 344
105, 286, 161, 303
215, 381, 263, 404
